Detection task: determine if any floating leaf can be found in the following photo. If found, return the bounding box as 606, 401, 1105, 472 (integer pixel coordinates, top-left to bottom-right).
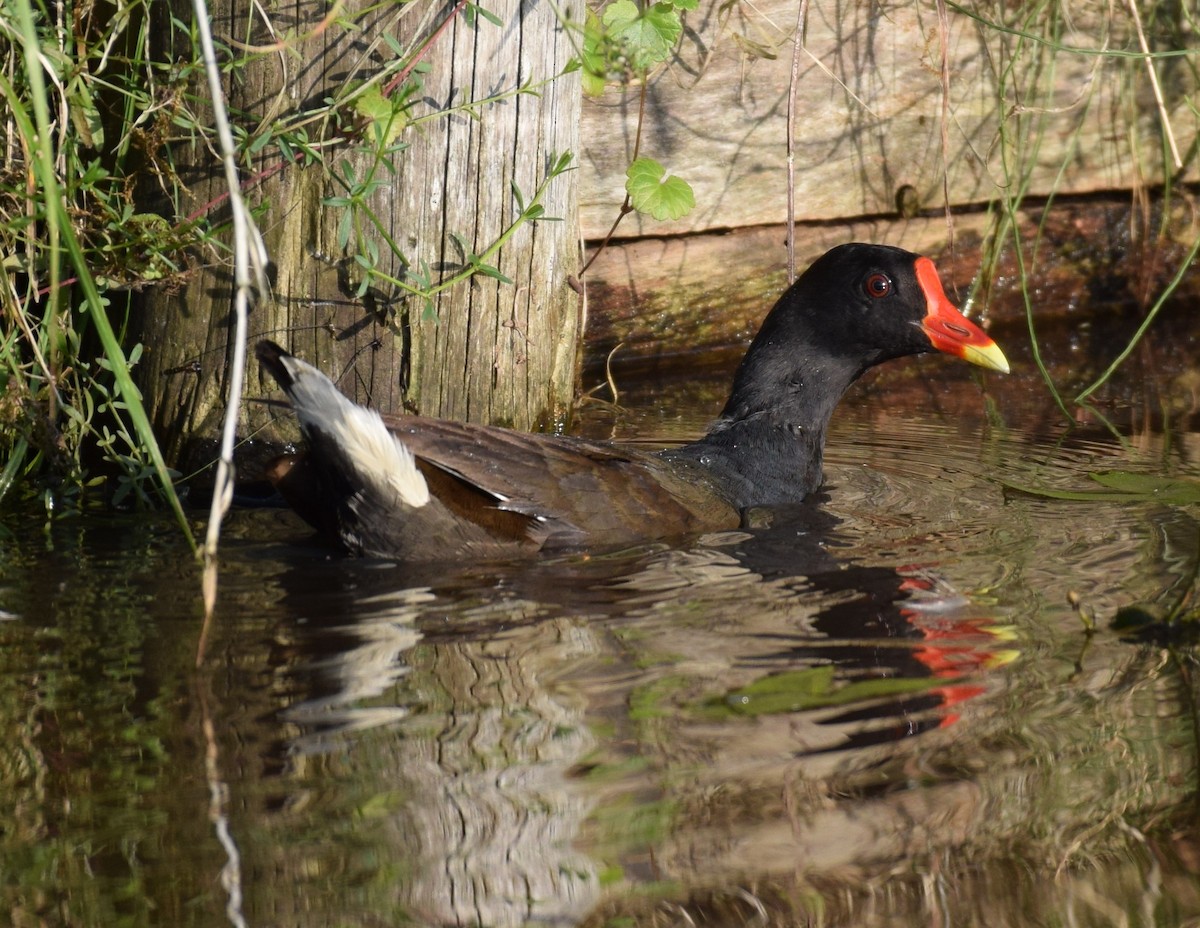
625, 157, 694, 221
1090, 471, 1200, 502
1003, 470, 1200, 505
1111, 601, 1200, 643
1112, 604, 1168, 632
714, 665, 944, 717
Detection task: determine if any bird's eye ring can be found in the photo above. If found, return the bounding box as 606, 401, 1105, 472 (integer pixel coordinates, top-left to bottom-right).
864, 273, 892, 299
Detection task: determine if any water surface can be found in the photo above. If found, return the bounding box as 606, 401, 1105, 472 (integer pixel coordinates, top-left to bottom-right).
2, 343, 1199, 927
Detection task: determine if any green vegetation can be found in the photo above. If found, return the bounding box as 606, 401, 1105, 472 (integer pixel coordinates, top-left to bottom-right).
1, 0, 191, 527
1006, 471, 1200, 506
709, 664, 950, 718
577, 0, 698, 270
2, 0, 1196, 517
327, 147, 576, 319
0, 0, 566, 516
0, 0, 700, 515
960, 0, 1200, 416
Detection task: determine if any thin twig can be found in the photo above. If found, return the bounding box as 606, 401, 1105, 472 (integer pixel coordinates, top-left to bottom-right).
578, 199, 633, 279
383, 0, 469, 97
1126, 0, 1183, 170
185, 154, 299, 223
578, 80, 650, 279
604, 341, 623, 405
785, 0, 808, 283
200, 687, 249, 928
935, 0, 955, 249
193, 0, 269, 651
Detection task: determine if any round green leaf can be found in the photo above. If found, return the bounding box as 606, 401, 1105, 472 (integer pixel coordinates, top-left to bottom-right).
602, 0, 681, 71
625, 157, 695, 221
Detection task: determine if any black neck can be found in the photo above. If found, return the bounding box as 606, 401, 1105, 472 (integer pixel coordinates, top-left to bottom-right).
663, 346, 866, 510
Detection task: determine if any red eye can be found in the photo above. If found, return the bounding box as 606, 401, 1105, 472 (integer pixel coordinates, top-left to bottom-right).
864, 273, 892, 298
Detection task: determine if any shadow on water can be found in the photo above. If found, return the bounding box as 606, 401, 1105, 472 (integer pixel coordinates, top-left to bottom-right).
2, 311, 1200, 926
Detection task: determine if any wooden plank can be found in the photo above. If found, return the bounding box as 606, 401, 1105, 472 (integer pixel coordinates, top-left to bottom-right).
580, 197, 1200, 367
579, 0, 1198, 238
580, 215, 992, 367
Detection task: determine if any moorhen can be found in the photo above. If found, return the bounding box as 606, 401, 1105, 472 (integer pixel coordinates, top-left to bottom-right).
257, 243, 1008, 559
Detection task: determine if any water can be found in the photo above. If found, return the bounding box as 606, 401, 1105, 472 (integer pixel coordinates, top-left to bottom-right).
1, 347, 1199, 927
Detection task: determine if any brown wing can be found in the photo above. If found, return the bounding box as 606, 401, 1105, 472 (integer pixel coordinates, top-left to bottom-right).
384, 415, 740, 549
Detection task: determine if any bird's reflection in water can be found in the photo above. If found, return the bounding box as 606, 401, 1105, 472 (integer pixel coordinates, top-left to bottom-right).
586, 501, 1009, 756
275, 586, 431, 755
262, 501, 1009, 927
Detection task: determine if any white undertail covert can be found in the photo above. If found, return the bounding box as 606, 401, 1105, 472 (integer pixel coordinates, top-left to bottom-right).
279, 354, 431, 508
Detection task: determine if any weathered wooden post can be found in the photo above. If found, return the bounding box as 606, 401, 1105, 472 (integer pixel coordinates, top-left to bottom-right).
137, 0, 583, 470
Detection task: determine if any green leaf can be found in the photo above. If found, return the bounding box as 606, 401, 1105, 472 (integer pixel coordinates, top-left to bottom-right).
600, 1, 638, 32
247, 130, 272, 155
336, 208, 353, 250
448, 230, 471, 259
580, 65, 607, 97
715, 666, 944, 717
552, 150, 575, 175
67, 73, 104, 148
471, 261, 512, 284
581, 11, 610, 95
625, 157, 694, 221
465, 2, 504, 27
1003, 470, 1200, 505
602, 0, 682, 71
352, 85, 407, 146
353, 84, 391, 124
80, 159, 108, 186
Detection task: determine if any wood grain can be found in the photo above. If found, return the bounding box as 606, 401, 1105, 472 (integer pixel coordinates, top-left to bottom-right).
578, 0, 1198, 238
137, 0, 584, 470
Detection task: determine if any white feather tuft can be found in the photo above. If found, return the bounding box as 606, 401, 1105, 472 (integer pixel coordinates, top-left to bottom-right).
280, 354, 430, 508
